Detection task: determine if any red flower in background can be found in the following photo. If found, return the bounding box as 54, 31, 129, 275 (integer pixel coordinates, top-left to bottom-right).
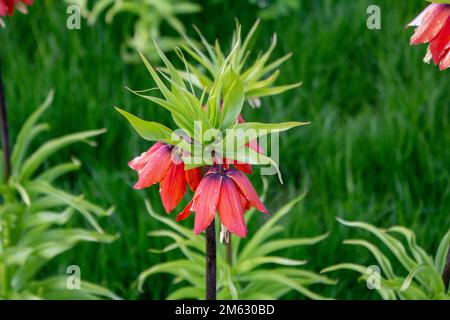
176, 167, 268, 238
408, 3, 450, 71
0, 0, 33, 17
128, 142, 201, 213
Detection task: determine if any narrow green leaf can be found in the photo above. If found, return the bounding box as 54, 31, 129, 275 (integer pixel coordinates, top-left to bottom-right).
435, 229, 450, 274
247, 82, 303, 99
239, 191, 307, 261
115, 107, 175, 144
220, 69, 245, 130
20, 129, 105, 181
12, 90, 54, 174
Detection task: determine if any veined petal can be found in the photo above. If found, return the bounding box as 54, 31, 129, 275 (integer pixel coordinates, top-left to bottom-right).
128, 142, 165, 171
440, 49, 450, 70
130, 143, 173, 190
0, 2, 7, 16
226, 169, 269, 215
5, 0, 15, 15
218, 177, 247, 238
185, 167, 202, 191
160, 163, 187, 213
192, 174, 222, 235
429, 17, 450, 64
240, 191, 251, 211
408, 3, 437, 28
411, 4, 450, 45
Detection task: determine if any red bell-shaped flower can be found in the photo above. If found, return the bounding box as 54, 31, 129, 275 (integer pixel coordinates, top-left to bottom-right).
176, 167, 268, 238
128, 142, 201, 213
0, 0, 33, 17
408, 3, 450, 71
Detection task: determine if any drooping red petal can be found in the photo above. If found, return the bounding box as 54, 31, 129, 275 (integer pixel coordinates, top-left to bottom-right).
1, 0, 32, 16
218, 177, 247, 238
192, 174, 222, 235
240, 191, 251, 211
411, 4, 450, 45
0, 1, 7, 16
128, 142, 165, 171
129, 143, 173, 190
185, 167, 202, 191
159, 163, 187, 213
176, 199, 194, 221
5, 0, 14, 15
440, 49, 450, 70
226, 169, 269, 215
234, 162, 253, 174
408, 4, 437, 28
429, 17, 450, 64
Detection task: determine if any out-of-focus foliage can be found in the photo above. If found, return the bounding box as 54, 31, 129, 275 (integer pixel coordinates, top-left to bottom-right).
210, 0, 300, 20
65, 0, 201, 63
323, 219, 450, 300
0, 91, 119, 299
177, 20, 301, 108
248, 0, 300, 20
138, 187, 335, 300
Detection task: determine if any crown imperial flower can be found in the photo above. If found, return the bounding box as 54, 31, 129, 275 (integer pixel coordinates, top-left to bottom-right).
119, 23, 306, 238
408, 3, 450, 71
128, 142, 201, 213
0, 0, 33, 17
176, 167, 268, 238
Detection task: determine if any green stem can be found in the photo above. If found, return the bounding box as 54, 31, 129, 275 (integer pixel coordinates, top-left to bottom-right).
226, 236, 232, 266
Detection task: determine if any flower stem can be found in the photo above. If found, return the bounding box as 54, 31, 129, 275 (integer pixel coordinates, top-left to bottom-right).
0, 58, 11, 298
443, 247, 450, 291
0, 59, 11, 182
205, 218, 216, 300
226, 236, 233, 266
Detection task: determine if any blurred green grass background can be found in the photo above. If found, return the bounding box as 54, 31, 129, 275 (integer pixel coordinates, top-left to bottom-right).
1, 0, 449, 299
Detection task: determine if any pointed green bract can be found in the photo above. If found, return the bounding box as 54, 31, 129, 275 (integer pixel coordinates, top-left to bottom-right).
115, 107, 175, 144
178, 20, 301, 102
219, 121, 310, 150
120, 23, 307, 175
220, 69, 245, 130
